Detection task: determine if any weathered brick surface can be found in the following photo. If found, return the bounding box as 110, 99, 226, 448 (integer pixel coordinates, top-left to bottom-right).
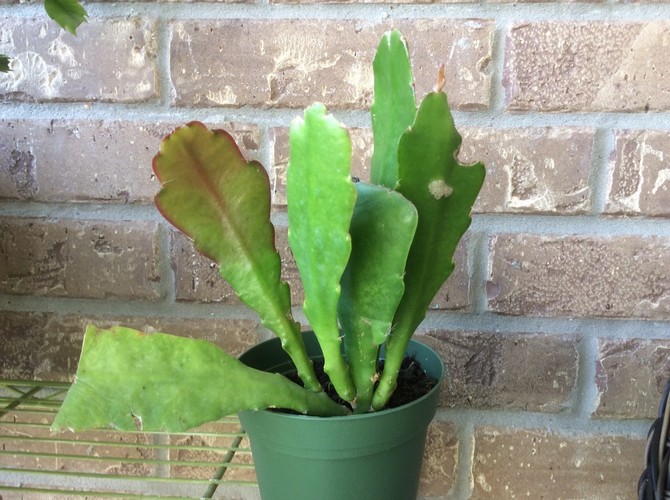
595, 338, 670, 419
171, 19, 493, 110
275, 126, 593, 215
460, 128, 594, 214
172, 227, 304, 305
487, 234, 670, 319
0, 120, 260, 203
423, 330, 578, 412
0, 218, 161, 299
472, 427, 644, 499
0, 18, 157, 102
0, 311, 259, 380
505, 21, 670, 112
419, 421, 459, 497
606, 130, 670, 217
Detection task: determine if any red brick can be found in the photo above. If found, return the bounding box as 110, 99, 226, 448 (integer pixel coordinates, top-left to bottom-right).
505, 21, 670, 112
0, 120, 260, 203
487, 234, 670, 319
472, 427, 644, 499
0, 311, 259, 380
0, 18, 157, 102
0, 218, 161, 300
423, 330, 578, 412
419, 421, 459, 497
171, 19, 493, 110
595, 338, 670, 419
460, 128, 594, 214
606, 130, 670, 217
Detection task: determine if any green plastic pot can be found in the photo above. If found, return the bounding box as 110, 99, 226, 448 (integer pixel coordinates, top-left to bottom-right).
238, 332, 444, 500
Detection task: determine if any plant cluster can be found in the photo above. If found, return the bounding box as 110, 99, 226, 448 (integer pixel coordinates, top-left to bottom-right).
53, 30, 485, 432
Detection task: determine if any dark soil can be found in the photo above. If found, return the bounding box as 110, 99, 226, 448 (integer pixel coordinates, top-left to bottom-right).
281, 356, 438, 413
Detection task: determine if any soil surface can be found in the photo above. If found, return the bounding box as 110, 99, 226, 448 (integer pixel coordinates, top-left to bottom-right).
282, 356, 438, 413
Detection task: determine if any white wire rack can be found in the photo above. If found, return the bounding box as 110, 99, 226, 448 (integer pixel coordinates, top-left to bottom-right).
0, 380, 258, 499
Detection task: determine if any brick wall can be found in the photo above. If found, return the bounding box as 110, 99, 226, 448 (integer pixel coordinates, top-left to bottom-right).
1, 1, 669, 498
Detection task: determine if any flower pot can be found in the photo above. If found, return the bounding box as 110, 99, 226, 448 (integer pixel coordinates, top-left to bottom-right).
238, 332, 444, 500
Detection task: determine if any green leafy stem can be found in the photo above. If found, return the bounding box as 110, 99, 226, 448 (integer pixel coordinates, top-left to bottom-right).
53, 30, 485, 433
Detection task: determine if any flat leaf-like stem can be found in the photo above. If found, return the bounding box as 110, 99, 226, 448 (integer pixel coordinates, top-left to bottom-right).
372, 91, 485, 410
287, 104, 357, 403
153, 122, 320, 392
52, 326, 347, 432
339, 183, 417, 413
370, 30, 416, 190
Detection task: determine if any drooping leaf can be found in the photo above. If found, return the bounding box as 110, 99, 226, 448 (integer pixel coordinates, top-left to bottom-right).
0, 55, 10, 73
52, 326, 346, 433
372, 91, 485, 410
44, 0, 88, 36
153, 122, 320, 392
370, 29, 416, 190
287, 104, 357, 402
338, 182, 417, 412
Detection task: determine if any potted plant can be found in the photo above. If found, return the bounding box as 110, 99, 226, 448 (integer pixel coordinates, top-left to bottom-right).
52, 30, 485, 499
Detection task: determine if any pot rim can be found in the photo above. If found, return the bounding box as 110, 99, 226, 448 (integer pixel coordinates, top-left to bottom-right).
239, 334, 444, 422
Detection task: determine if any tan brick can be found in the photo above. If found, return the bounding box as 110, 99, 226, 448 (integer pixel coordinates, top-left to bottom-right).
505, 21, 670, 112
275, 126, 593, 215
0, 18, 157, 102
422, 330, 578, 412
172, 227, 303, 305
460, 128, 594, 214
419, 421, 459, 497
606, 130, 670, 217
0, 120, 260, 203
595, 338, 670, 419
0, 218, 161, 299
472, 427, 644, 499
171, 19, 492, 110
0, 311, 260, 380
487, 234, 670, 319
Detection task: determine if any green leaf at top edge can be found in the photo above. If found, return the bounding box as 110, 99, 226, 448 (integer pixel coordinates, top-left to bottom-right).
370, 29, 416, 190
44, 0, 88, 36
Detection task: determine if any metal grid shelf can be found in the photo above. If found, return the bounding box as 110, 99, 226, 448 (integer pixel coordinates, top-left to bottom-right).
0, 380, 258, 499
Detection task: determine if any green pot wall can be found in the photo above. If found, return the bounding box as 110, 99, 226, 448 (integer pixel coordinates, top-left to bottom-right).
238, 332, 444, 500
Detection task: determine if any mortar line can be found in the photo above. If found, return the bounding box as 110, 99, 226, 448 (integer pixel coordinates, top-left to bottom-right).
454, 419, 475, 499
3, 203, 670, 235
156, 222, 177, 304
572, 331, 601, 418
41, 2, 670, 21
589, 127, 615, 215
468, 229, 490, 315
437, 406, 652, 436
488, 18, 508, 114
155, 17, 176, 107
